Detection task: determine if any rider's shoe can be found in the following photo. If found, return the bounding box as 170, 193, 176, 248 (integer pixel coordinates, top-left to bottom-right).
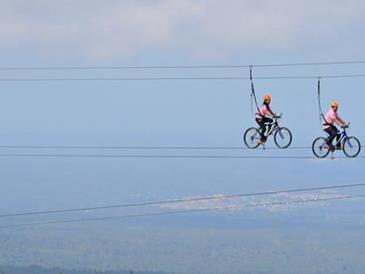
258, 139, 266, 145
336, 144, 342, 150
325, 144, 335, 152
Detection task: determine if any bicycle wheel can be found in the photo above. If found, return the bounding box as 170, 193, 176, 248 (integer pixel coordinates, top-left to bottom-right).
274, 127, 292, 148
243, 127, 260, 149
312, 137, 330, 158
343, 136, 361, 158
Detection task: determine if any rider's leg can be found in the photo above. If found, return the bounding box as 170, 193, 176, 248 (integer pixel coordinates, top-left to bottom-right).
260, 117, 273, 140
334, 127, 341, 149
325, 126, 337, 147
261, 117, 273, 141
265, 117, 274, 134
256, 118, 265, 142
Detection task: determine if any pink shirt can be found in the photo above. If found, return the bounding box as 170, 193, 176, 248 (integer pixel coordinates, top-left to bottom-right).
323, 109, 340, 129
256, 104, 269, 118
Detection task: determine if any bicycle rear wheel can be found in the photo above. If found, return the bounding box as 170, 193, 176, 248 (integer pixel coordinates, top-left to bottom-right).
243, 127, 260, 149
312, 137, 330, 158
343, 136, 361, 158
274, 127, 292, 148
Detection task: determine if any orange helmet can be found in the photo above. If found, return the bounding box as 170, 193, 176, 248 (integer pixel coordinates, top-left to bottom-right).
263, 94, 271, 103
331, 100, 339, 108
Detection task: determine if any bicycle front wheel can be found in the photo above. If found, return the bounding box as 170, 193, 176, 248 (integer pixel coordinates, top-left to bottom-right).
343, 136, 361, 158
312, 137, 330, 158
274, 127, 292, 149
243, 127, 260, 149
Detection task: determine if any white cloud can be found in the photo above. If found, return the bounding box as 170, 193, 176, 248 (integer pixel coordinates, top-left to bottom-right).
0, 0, 363, 61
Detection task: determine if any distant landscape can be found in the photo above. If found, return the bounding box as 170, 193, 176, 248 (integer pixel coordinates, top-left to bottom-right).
1, 201, 365, 274
0, 265, 168, 274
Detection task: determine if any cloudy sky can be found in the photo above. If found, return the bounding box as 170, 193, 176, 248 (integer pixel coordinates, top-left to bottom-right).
0, 0, 364, 220
1, 0, 365, 63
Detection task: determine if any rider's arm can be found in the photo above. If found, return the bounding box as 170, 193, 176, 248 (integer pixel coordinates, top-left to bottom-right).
335, 114, 347, 127
266, 104, 276, 117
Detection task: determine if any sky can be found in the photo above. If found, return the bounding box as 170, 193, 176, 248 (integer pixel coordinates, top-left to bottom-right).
1, 0, 365, 62
0, 0, 363, 205
0, 1, 365, 272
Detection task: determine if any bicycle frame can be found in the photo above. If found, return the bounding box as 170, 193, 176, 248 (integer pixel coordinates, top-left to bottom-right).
326, 127, 348, 147
244, 113, 292, 149
262, 116, 281, 137
313, 123, 361, 158
334, 129, 348, 146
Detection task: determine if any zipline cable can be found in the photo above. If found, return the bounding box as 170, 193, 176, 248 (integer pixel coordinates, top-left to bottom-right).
1, 182, 365, 219
0, 153, 363, 159
0, 145, 314, 150
0, 153, 313, 159
1, 194, 364, 229
0, 145, 363, 151
2, 60, 365, 71
1, 73, 365, 82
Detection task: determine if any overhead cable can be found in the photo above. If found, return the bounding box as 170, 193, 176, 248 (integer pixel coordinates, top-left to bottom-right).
2, 60, 365, 71
1, 74, 365, 82
0, 153, 363, 159
1, 182, 365, 219
0, 145, 312, 150
1, 194, 364, 229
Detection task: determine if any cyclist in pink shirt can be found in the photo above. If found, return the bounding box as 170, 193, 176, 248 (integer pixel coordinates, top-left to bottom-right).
323, 101, 347, 149
256, 94, 276, 144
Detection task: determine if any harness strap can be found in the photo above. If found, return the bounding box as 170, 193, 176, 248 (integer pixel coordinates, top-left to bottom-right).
249, 66, 261, 117
317, 77, 331, 128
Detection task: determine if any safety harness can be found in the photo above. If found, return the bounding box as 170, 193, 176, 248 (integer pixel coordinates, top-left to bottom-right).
249, 66, 261, 118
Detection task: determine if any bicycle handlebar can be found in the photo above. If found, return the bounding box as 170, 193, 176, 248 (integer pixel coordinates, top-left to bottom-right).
341, 122, 350, 129
274, 113, 282, 119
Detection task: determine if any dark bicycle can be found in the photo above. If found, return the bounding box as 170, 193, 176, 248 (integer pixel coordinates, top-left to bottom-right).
243, 114, 292, 149
312, 123, 361, 158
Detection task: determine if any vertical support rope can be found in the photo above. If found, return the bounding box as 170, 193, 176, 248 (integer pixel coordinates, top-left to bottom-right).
317, 77, 329, 130
317, 77, 323, 128
249, 66, 260, 116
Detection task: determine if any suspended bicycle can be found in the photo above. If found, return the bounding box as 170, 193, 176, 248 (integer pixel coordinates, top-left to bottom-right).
312, 123, 361, 158
243, 113, 292, 149
313, 78, 361, 158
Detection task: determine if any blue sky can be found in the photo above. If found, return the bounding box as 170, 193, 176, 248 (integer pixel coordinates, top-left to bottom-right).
1, 0, 365, 63
0, 0, 364, 218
